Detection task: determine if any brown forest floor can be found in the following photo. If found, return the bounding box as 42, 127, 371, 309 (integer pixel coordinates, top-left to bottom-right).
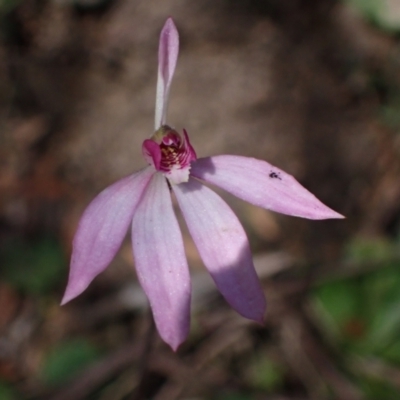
1, 0, 400, 399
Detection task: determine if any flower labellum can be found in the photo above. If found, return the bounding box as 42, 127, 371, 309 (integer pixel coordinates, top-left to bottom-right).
62, 18, 344, 350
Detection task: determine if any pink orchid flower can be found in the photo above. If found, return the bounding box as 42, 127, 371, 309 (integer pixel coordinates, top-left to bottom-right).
62, 18, 343, 350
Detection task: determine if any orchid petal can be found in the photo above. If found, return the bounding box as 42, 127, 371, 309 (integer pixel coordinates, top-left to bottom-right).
191, 156, 344, 220
132, 173, 191, 350
173, 178, 266, 322
155, 18, 179, 129
62, 167, 154, 305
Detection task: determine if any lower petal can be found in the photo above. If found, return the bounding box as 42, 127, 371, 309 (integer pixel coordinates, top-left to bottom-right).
173, 178, 266, 323
131, 173, 191, 350
62, 167, 154, 305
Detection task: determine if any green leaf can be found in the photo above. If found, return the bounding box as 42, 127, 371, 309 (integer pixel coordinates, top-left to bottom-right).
345, 237, 394, 264
0, 236, 66, 295
361, 268, 400, 355
0, 0, 22, 13
345, 0, 400, 33
216, 394, 252, 400
366, 300, 400, 350
359, 376, 400, 400
40, 338, 100, 386
314, 280, 361, 328
0, 382, 19, 400
380, 341, 400, 364
247, 356, 283, 391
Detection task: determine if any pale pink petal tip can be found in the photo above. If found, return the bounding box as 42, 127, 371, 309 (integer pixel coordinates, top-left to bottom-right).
155, 18, 179, 128
61, 279, 90, 306
191, 156, 344, 220
173, 178, 266, 324
61, 168, 154, 306
159, 18, 179, 84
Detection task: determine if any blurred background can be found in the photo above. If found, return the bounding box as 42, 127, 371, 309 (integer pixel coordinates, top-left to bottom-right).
1, 0, 400, 399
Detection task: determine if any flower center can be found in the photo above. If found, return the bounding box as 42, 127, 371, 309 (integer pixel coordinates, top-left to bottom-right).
142, 125, 197, 184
